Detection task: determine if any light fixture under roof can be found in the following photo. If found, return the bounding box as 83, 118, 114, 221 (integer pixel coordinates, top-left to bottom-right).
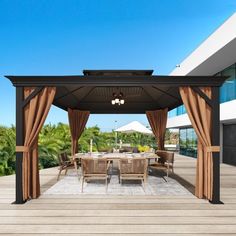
111, 91, 125, 106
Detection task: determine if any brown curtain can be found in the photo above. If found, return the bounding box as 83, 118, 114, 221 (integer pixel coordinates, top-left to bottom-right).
179, 87, 213, 200
23, 87, 56, 201
68, 109, 90, 158
146, 108, 168, 150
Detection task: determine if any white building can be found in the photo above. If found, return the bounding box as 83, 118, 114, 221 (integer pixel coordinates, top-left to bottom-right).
167, 13, 236, 165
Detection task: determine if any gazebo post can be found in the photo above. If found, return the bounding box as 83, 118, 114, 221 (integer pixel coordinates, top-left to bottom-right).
14, 86, 25, 204
210, 86, 223, 204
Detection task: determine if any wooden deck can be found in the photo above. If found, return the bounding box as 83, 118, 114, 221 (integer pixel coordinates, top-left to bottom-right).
0, 154, 236, 235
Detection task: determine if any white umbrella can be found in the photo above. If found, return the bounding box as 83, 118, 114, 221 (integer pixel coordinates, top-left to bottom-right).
115, 121, 153, 135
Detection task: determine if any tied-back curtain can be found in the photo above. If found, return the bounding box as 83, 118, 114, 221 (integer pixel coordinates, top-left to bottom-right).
179, 87, 213, 200
146, 108, 168, 150
68, 109, 90, 157
23, 87, 56, 201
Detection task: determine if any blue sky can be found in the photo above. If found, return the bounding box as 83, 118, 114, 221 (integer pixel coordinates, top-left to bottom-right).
0, 0, 236, 131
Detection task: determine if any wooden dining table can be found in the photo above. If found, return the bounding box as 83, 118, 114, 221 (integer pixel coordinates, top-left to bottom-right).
74, 152, 159, 163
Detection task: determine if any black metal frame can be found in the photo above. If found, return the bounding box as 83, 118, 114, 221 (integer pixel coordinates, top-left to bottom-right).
15, 87, 24, 204
210, 87, 223, 204
5, 74, 227, 204
6, 75, 226, 87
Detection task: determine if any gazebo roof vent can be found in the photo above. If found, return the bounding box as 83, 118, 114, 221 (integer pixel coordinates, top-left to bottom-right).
83, 70, 154, 76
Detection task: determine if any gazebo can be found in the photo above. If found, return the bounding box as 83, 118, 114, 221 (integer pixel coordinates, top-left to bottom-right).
5, 70, 227, 204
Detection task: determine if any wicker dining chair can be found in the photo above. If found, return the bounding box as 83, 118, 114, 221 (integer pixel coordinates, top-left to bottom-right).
57, 152, 75, 181
118, 158, 148, 190
80, 158, 110, 193
149, 150, 175, 181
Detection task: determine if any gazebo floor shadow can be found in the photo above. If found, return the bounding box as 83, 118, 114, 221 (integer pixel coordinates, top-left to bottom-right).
43, 167, 193, 196
148, 168, 195, 195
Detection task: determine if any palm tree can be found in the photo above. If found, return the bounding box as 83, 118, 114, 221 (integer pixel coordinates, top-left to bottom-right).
0, 126, 16, 175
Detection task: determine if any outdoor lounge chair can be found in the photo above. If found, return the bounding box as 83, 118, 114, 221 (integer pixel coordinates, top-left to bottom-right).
149, 150, 175, 181
118, 158, 148, 190
81, 158, 110, 193
57, 152, 75, 180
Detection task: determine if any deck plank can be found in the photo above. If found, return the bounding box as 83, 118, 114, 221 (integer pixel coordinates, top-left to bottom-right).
0, 154, 235, 235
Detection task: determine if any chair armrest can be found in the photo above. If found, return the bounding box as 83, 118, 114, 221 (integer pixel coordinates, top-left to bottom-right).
61, 160, 74, 166
64, 160, 72, 164
107, 160, 112, 170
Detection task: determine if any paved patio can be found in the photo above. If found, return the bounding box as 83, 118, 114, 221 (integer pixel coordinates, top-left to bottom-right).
0, 154, 236, 235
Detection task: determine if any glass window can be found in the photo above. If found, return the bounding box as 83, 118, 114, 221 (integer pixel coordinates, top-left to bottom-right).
179, 129, 186, 147
177, 105, 186, 116
220, 64, 236, 103
172, 63, 236, 118
179, 127, 197, 158
179, 128, 187, 156
168, 108, 177, 118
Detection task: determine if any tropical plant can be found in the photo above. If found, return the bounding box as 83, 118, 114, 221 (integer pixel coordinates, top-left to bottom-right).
38, 123, 71, 169
0, 123, 178, 176
0, 126, 16, 176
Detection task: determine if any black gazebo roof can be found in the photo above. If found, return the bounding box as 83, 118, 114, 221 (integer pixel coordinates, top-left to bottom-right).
5, 70, 227, 114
